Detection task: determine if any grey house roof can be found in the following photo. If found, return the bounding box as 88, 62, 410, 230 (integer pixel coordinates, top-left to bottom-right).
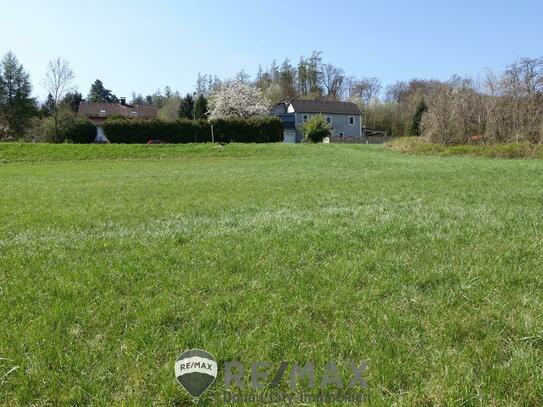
289, 99, 362, 115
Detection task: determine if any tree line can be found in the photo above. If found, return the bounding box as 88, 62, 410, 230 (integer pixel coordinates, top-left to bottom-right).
195, 51, 382, 112
132, 51, 543, 144
371, 57, 543, 143
1, 49, 542, 144
0, 51, 94, 142
0, 51, 213, 141
0, 49, 381, 141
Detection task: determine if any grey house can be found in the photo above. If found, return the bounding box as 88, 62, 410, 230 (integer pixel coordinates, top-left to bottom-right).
270, 99, 363, 143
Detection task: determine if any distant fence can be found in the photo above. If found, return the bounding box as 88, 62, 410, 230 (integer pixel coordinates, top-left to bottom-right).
330, 135, 394, 144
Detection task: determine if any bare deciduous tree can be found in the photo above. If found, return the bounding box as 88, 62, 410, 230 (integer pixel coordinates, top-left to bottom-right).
350, 77, 381, 106
483, 57, 543, 143
421, 82, 455, 144
421, 76, 485, 144
320, 64, 346, 100
43, 58, 75, 142
349, 77, 382, 128
385, 81, 409, 103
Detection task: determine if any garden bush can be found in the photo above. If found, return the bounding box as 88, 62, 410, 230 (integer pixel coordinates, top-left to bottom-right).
302, 115, 332, 143
23, 112, 97, 144
102, 117, 283, 144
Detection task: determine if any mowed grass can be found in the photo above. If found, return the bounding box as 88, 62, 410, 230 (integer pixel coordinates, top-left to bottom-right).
1, 143, 543, 406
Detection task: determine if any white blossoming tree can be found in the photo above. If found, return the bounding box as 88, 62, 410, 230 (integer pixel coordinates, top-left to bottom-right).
208, 81, 269, 119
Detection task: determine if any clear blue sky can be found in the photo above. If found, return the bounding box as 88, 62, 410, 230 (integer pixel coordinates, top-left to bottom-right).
1, 0, 542, 101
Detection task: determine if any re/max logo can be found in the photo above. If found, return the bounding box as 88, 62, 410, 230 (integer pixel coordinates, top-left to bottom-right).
223, 361, 368, 390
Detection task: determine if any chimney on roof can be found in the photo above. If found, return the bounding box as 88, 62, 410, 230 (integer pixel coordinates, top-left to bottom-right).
120, 97, 126, 106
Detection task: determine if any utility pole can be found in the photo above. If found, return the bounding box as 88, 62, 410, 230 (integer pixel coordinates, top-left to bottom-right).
193, 92, 197, 143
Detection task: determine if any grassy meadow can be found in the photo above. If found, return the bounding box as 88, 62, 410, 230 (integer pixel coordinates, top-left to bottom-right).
1, 143, 543, 406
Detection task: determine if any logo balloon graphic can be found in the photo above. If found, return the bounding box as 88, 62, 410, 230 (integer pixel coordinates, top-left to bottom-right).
174, 349, 218, 401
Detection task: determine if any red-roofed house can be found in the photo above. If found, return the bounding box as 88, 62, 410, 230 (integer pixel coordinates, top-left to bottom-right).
77, 98, 157, 126
77, 98, 157, 142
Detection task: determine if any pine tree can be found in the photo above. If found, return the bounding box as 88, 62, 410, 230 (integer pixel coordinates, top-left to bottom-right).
279, 59, 296, 99
196, 73, 208, 95
0, 51, 36, 138
178, 93, 194, 119
255, 65, 266, 91
61, 91, 83, 113
256, 66, 272, 94
194, 94, 208, 120
130, 92, 144, 106
270, 60, 279, 84
297, 57, 308, 96
235, 70, 250, 83
410, 98, 428, 136
151, 89, 165, 108
42, 93, 56, 116
87, 79, 117, 103
307, 51, 323, 96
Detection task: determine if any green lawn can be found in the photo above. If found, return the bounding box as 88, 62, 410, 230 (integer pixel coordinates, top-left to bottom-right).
1, 143, 543, 406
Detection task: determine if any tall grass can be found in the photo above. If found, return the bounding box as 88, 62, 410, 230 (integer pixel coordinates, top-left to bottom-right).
386, 137, 543, 159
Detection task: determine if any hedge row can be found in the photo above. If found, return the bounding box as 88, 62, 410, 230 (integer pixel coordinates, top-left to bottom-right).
61, 119, 97, 144
101, 117, 283, 143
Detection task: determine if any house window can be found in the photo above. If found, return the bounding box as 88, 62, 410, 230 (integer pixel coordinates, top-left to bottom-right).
326, 116, 332, 124
303, 114, 308, 123
349, 116, 355, 126
339, 132, 344, 137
